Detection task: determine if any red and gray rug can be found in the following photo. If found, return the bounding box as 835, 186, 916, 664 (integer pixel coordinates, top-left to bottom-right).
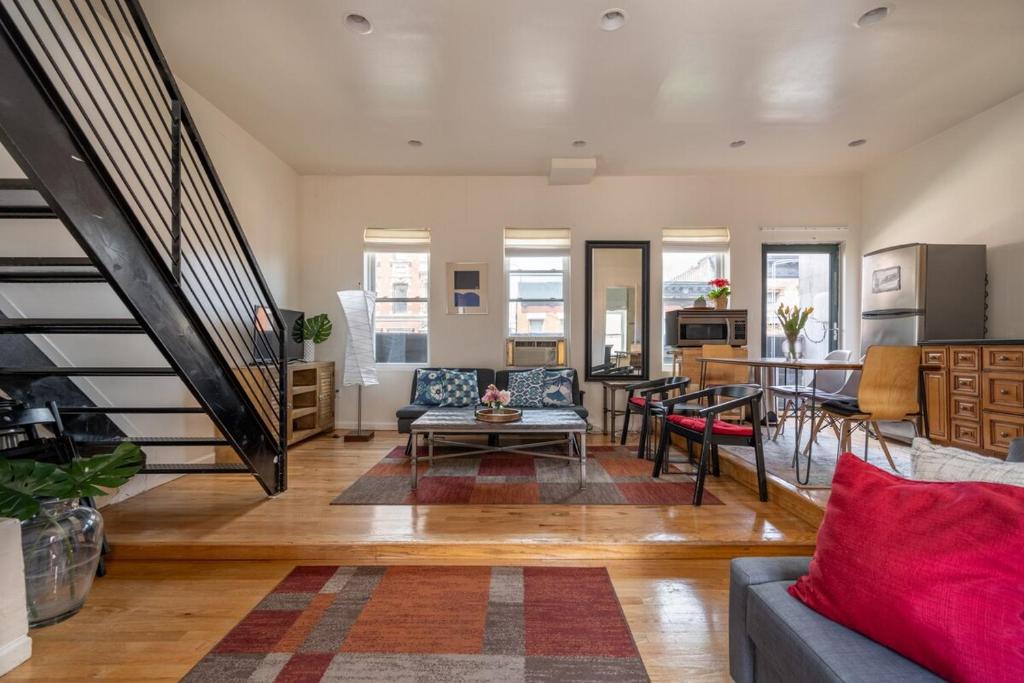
183, 565, 650, 682
331, 445, 722, 505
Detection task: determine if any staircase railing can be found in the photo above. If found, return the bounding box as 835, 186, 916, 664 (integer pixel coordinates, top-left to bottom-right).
0, 0, 288, 488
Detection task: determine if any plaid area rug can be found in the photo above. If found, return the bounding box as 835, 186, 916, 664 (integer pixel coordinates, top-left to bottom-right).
331, 445, 722, 505
183, 565, 651, 682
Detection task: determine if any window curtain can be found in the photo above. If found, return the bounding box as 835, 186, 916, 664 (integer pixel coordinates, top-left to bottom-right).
661, 227, 731, 252
363, 227, 431, 253
503, 227, 571, 257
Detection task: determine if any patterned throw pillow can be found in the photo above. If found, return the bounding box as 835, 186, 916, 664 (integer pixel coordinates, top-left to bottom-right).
413, 369, 445, 406
439, 370, 480, 407
542, 369, 575, 407
507, 368, 546, 408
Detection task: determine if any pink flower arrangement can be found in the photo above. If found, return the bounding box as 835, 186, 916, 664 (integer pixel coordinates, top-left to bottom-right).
482, 384, 512, 408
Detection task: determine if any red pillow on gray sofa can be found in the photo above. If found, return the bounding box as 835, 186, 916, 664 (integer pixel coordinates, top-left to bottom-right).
789, 454, 1024, 682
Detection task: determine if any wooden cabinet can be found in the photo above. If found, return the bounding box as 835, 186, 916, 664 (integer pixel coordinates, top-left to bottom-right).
287, 361, 336, 445
922, 344, 1023, 458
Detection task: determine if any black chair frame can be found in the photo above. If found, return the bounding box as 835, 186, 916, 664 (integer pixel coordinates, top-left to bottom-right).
652, 385, 768, 506
619, 376, 691, 457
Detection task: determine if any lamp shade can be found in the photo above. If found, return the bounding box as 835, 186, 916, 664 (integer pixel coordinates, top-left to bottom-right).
337, 290, 378, 387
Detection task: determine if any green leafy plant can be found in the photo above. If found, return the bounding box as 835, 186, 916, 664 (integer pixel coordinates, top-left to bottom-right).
302, 313, 333, 344
0, 442, 143, 521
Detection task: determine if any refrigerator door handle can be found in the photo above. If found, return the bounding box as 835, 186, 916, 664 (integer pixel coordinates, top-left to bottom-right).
862, 308, 925, 318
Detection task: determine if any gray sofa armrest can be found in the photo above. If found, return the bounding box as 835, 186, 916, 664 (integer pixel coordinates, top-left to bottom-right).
730, 557, 811, 683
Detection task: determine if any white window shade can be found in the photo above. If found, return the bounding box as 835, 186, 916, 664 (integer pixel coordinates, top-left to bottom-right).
364, 228, 431, 252
504, 227, 571, 257
662, 227, 731, 251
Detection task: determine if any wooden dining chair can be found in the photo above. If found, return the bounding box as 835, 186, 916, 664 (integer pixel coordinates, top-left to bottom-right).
619, 376, 691, 458
820, 345, 920, 471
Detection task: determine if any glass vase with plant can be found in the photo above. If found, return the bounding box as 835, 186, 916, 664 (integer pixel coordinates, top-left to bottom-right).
481, 384, 512, 411
776, 303, 814, 360
707, 278, 731, 309
1, 442, 142, 626
301, 313, 333, 362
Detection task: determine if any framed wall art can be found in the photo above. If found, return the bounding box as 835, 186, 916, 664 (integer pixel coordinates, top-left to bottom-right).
446, 262, 488, 314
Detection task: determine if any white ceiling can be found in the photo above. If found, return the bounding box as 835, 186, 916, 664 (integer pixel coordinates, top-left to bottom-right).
142, 0, 1024, 176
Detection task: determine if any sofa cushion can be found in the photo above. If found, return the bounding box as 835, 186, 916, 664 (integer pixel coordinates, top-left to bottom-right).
788, 454, 1024, 683
438, 370, 480, 407
541, 368, 575, 407
412, 369, 446, 406
507, 367, 546, 408
396, 404, 430, 421
910, 438, 1024, 487
747, 581, 943, 683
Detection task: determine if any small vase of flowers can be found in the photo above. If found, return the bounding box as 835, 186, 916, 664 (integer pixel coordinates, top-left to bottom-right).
477, 384, 520, 423
708, 278, 731, 310
776, 304, 814, 360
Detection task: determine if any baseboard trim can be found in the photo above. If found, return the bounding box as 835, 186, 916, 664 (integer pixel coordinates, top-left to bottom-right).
334, 420, 397, 431
0, 634, 32, 676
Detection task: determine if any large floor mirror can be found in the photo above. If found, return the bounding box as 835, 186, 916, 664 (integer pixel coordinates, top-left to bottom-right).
585, 241, 651, 381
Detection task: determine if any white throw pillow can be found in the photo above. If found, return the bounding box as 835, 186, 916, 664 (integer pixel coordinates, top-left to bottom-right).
910, 439, 1024, 487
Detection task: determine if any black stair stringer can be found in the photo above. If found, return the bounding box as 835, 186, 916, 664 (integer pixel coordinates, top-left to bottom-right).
0, 20, 283, 495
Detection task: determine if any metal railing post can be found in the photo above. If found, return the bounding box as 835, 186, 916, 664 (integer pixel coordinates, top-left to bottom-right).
169, 99, 182, 283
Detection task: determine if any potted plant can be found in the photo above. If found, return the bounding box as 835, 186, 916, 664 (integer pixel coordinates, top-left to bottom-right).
301, 313, 333, 362
707, 278, 731, 310
776, 303, 814, 360
1, 442, 142, 627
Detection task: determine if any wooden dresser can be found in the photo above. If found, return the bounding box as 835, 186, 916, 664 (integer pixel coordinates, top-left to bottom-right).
922, 342, 1024, 457
287, 361, 336, 445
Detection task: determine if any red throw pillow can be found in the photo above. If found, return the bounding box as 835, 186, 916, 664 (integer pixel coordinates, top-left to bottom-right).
789, 454, 1024, 682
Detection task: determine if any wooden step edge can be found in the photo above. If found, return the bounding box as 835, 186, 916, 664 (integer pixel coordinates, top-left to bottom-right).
106, 540, 817, 563
716, 447, 827, 528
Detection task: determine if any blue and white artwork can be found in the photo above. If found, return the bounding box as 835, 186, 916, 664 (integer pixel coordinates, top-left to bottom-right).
447, 262, 488, 314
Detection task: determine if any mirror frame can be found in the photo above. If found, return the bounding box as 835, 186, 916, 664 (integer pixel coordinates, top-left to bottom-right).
584, 240, 651, 382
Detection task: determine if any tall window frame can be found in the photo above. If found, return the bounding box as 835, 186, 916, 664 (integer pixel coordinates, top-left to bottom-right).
363, 228, 431, 366
661, 227, 731, 367
503, 228, 571, 340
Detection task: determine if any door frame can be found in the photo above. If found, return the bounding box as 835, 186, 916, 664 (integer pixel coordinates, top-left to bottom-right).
761, 243, 841, 356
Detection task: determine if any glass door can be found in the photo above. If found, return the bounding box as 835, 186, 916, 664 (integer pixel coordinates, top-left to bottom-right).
761, 244, 840, 360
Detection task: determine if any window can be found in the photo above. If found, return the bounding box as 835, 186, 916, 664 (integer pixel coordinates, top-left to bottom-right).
363, 228, 430, 364
762, 244, 839, 360
504, 228, 571, 338
662, 228, 730, 365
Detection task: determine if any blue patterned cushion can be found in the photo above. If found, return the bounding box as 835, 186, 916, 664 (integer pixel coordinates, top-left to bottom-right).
542, 369, 575, 407
439, 370, 480, 407
507, 368, 546, 408
413, 370, 445, 406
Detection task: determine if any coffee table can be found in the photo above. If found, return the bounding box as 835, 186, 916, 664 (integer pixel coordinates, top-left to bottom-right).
409, 408, 588, 490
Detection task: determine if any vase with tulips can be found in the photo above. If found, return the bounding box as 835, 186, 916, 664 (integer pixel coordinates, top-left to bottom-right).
776, 304, 814, 360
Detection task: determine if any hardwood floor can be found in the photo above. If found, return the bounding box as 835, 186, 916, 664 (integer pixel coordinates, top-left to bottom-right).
10, 430, 819, 681
102, 431, 818, 561
10, 559, 735, 683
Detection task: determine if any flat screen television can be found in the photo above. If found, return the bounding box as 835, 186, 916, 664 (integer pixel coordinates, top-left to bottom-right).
253, 307, 304, 363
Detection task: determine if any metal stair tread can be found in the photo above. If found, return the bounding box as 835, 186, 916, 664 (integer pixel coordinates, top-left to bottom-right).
140, 463, 250, 474
76, 435, 230, 447
0, 366, 177, 376
61, 406, 207, 415
0, 318, 143, 334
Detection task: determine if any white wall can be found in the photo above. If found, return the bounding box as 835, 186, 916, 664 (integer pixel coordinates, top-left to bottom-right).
863, 91, 1024, 338
298, 174, 862, 428
0, 80, 300, 502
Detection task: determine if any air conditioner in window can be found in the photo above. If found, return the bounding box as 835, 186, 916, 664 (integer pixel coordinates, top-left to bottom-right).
506, 338, 567, 367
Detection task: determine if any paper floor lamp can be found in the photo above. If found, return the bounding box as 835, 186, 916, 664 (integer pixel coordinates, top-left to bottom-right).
337, 289, 378, 442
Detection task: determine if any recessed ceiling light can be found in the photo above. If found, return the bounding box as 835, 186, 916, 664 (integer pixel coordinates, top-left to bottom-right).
599, 9, 628, 31
407, 139, 423, 147
729, 140, 747, 148
848, 138, 868, 147
572, 139, 587, 148
856, 6, 890, 28
345, 13, 372, 35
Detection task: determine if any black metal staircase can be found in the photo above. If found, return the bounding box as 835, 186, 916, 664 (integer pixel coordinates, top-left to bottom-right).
0, 0, 288, 494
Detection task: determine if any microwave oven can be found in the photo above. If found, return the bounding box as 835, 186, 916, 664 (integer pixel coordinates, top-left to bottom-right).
665, 309, 747, 347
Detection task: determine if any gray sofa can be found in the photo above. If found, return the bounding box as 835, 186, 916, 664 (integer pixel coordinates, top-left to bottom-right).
730, 557, 942, 682
396, 367, 589, 452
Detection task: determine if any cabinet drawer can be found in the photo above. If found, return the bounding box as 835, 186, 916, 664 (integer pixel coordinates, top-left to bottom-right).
950, 420, 982, 448
951, 396, 980, 421
921, 347, 947, 368
983, 373, 1024, 415
950, 346, 980, 371
983, 346, 1024, 371
982, 412, 1024, 453
950, 372, 979, 397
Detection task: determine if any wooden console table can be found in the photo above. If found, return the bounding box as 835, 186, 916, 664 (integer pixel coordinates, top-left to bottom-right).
286, 361, 336, 445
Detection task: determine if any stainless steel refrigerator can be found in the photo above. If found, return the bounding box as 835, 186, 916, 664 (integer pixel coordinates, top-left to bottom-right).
861, 243, 986, 442
861, 243, 986, 352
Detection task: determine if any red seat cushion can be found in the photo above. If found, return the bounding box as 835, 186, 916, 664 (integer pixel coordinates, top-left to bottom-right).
665, 415, 753, 437
628, 396, 647, 408
788, 454, 1024, 682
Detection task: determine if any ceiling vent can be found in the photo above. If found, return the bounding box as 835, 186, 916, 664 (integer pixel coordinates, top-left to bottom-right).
548, 158, 596, 185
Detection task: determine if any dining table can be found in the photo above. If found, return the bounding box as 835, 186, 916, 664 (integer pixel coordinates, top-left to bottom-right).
697, 356, 864, 484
